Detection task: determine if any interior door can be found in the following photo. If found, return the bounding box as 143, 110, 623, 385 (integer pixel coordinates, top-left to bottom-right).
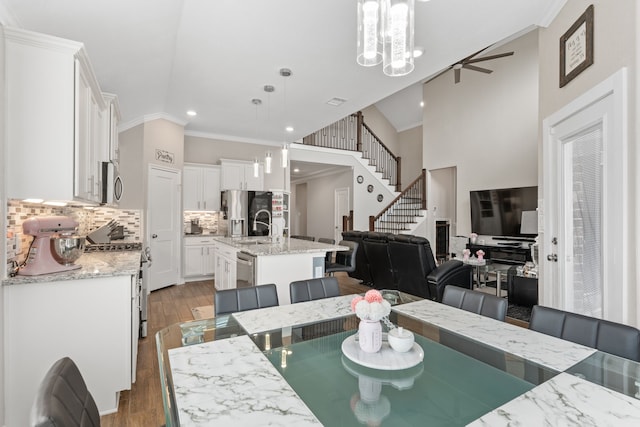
148, 166, 181, 291
334, 188, 350, 243
542, 69, 627, 322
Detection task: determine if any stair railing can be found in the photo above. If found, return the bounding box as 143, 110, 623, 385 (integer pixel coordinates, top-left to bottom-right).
369, 169, 426, 232
302, 112, 401, 191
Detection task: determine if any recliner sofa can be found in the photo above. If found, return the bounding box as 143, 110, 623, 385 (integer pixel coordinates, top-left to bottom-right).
342, 231, 473, 301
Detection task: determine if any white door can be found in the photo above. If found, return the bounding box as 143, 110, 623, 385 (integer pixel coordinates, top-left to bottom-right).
334, 188, 350, 242
148, 166, 181, 291
542, 69, 627, 322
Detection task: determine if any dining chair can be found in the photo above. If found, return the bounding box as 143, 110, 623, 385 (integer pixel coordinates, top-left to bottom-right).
214, 283, 279, 316
442, 286, 508, 321
529, 305, 640, 361
31, 357, 101, 427
317, 237, 335, 265
290, 277, 340, 303
325, 240, 358, 277
291, 235, 315, 241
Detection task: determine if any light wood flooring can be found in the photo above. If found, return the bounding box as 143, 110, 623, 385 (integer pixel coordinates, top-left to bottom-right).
101, 274, 526, 426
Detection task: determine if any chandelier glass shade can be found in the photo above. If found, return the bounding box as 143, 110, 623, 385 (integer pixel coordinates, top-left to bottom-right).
357, 0, 415, 77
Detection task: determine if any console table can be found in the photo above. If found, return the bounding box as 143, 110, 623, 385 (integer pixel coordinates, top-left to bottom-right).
467, 242, 532, 265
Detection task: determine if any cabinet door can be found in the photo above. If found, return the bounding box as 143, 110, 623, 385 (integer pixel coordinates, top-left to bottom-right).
183, 167, 202, 210
220, 163, 243, 190
202, 167, 221, 211
203, 245, 216, 275
74, 62, 92, 200
227, 256, 237, 289
244, 163, 264, 191
214, 249, 223, 290
184, 245, 204, 277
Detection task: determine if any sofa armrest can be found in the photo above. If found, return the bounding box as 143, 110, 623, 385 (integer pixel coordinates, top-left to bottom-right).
427, 260, 473, 302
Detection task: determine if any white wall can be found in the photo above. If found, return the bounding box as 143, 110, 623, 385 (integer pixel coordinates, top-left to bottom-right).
361, 105, 399, 154
423, 30, 539, 236
118, 124, 144, 210
398, 125, 423, 187
305, 171, 352, 239
538, 0, 639, 327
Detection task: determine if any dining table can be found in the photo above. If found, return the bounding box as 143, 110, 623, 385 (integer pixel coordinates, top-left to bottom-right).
156, 290, 640, 426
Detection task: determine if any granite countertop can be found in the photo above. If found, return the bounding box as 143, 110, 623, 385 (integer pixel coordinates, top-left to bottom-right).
184, 231, 225, 237
213, 236, 348, 256
2, 251, 141, 286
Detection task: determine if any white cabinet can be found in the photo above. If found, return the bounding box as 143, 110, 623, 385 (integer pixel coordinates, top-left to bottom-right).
6, 28, 109, 203
183, 164, 221, 211
4, 275, 135, 426
220, 159, 264, 191
184, 236, 216, 279
103, 93, 121, 166
214, 241, 238, 290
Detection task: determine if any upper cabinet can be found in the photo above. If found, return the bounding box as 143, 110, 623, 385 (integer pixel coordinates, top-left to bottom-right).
103, 93, 121, 167
183, 164, 221, 211
5, 28, 110, 204
220, 159, 264, 191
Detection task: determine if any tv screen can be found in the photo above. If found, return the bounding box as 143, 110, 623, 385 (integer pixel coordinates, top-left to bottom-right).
470, 186, 538, 238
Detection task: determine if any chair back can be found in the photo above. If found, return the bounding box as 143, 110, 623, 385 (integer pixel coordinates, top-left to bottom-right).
326, 240, 358, 275
388, 234, 433, 299
290, 277, 340, 303
362, 232, 395, 289
442, 286, 507, 321
318, 238, 335, 264
291, 235, 315, 241
529, 305, 640, 361
215, 283, 279, 316
31, 357, 100, 427
341, 231, 372, 285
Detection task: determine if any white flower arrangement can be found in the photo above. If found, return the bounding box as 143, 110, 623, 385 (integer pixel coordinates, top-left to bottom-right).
351, 290, 392, 322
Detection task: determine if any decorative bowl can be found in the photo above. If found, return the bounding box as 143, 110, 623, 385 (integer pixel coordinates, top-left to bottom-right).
51, 235, 85, 265
387, 327, 414, 353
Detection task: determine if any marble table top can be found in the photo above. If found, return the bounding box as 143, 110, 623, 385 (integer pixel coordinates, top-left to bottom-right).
2, 251, 141, 285
392, 299, 597, 371
213, 236, 348, 256
169, 335, 321, 426
233, 294, 356, 334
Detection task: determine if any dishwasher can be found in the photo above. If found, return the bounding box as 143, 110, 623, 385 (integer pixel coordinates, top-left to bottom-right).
236, 251, 256, 287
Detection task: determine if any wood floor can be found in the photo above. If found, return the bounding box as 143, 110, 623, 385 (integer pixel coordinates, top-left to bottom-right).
101, 274, 526, 426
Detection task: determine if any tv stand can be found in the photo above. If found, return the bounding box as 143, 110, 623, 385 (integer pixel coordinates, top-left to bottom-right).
492, 236, 536, 243
467, 242, 532, 265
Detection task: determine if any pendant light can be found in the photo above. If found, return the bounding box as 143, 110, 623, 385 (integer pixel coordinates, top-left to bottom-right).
357, 0, 383, 66
265, 151, 272, 174
253, 157, 260, 178
281, 144, 288, 168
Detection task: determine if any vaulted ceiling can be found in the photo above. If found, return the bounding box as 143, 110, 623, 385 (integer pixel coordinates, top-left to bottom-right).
1, 0, 565, 144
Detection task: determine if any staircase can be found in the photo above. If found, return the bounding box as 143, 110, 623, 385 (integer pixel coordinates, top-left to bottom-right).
302, 113, 426, 233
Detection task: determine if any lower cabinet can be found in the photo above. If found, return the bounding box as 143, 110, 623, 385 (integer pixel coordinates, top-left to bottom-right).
184, 236, 216, 280
4, 275, 135, 426
214, 242, 237, 291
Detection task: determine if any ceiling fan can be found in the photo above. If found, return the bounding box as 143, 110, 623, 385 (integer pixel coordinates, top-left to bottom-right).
427, 48, 514, 84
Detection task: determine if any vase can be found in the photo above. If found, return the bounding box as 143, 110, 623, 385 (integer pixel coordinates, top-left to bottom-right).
359, 319, 382, 353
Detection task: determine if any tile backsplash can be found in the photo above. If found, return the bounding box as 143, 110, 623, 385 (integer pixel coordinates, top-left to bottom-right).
6, 199, 142, 266
183, 211, 225, 234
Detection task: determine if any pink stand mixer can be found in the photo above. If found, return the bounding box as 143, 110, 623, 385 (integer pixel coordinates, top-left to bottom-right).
18, 216, 86, 276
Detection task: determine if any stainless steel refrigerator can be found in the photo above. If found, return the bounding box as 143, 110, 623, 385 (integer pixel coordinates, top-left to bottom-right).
220, 190, 248, 237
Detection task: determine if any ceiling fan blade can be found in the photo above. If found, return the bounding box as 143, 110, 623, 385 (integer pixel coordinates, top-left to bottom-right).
466, 51, 514, 64
463, 64, 493, 74
424, 66, 453, 84
454, 68, 461, 84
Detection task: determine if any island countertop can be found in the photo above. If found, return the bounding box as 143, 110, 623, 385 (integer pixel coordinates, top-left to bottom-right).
2, 251, 141, 286
213, 236, 348, 256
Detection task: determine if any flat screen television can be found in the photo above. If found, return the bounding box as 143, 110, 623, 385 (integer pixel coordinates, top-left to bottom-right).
470, 186, 538, 238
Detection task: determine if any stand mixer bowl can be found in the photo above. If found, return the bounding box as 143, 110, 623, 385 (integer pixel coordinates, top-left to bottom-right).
50, 235, 86, 265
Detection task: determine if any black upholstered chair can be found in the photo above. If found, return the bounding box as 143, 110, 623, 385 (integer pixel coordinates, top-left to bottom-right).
362, 232, 396, 289
341, 231, 373, 285
31, 357, 100, 427
317, 237, 335, 265
290, 277, 340, 303
325, 240, 358, 276
442, 286, 508, 321
529, 305, 640, 361
214, 283, 279, 316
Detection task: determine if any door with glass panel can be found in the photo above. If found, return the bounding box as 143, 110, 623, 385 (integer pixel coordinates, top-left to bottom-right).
542, 70, 627, 322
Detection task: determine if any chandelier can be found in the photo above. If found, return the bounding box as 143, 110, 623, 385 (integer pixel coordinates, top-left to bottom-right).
357, 0, 415, 77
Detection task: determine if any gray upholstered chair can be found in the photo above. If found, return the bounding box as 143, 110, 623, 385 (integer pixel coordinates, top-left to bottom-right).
31, 357, 100, 427
442, 286, 508, 321
291, 235, 315, 241
317, 237, 336, 264
214, 283, 279, 316
529, 305, 640, 361
325, 240, 358, 277
290, 277, 340, 303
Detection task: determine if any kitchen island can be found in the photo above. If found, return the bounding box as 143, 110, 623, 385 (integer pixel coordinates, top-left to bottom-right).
213, 236, 348, 304
2, 251, 141, 426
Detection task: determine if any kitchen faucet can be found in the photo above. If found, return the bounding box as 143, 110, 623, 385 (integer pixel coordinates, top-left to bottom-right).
252, 209, 272, 236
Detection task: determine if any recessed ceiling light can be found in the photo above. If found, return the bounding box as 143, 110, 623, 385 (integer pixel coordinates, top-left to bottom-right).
285, 126, 294, 132
187, 110, 197, 116
327, 97, 347, 106
420, 101, 424, 107
293, 168, 300, 173
413, 47, 425, 58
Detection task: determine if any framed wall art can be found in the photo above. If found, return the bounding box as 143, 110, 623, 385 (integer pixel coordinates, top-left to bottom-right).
559, 4, 594, 88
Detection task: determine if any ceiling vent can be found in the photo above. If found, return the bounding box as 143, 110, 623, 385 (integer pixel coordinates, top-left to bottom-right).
326, 97, 347, 106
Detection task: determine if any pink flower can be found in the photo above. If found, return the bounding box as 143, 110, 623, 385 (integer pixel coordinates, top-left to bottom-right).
364, 289, 383, 303
351, 295, 364, 312
476, 250, 485, 257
